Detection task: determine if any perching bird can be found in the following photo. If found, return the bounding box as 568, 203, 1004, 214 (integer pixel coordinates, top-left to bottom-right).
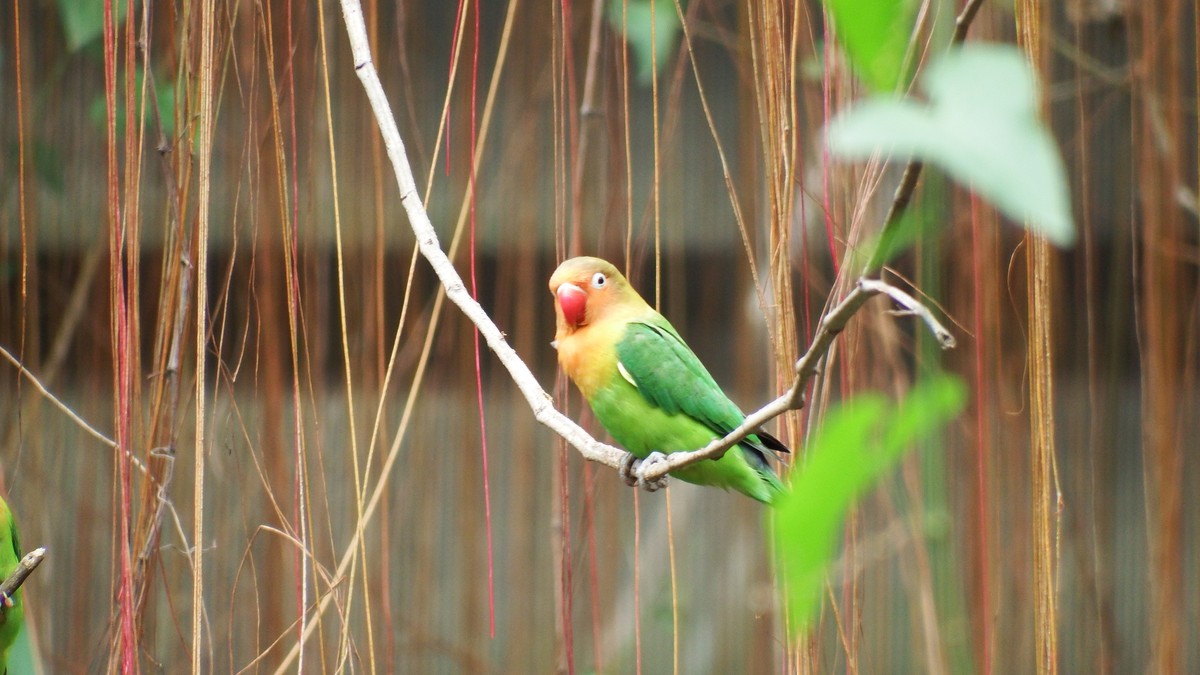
0, 496, 23, 674
549, 256, 788, 505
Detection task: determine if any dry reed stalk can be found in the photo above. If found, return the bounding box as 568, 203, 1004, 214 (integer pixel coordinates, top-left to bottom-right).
123, 6, 200, 662
1016, 2, 1061, 673
101, 0, 143, 667
193, 0, 218, 669
1134, 1, 1188, 672
316, 0, 380, 667
744, 0, 808, 671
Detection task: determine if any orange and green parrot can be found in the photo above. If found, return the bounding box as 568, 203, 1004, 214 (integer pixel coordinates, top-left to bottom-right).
0, 496, 23, 674
549, 256, 788, 505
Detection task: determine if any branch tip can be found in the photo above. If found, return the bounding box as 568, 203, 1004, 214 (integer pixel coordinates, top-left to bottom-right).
0, 546, 46, 603
859, 279, 956, 350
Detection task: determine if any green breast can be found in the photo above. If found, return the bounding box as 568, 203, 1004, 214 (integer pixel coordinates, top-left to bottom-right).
589, 375, 718, 456
587, 377, 777, 503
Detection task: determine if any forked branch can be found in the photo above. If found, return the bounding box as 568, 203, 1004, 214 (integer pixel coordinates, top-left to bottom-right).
622, 0, 980, 484
634, 280, 955, 484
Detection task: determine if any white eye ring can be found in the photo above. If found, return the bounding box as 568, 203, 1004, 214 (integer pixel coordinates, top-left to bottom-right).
591, 272, 607, 289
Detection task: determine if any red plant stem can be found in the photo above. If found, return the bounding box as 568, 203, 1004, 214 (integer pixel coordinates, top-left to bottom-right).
560, 0, 580, 249
584, 464, 603, 672
820, 16, 839, 278
559, 446, 575, 675
466, 0, 497, 639
103, 0, 137, 670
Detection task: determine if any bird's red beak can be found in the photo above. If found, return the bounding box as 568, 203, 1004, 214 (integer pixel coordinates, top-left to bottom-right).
556, 282, 588, 328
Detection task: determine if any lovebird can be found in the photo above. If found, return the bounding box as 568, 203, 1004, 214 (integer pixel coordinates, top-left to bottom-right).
0, 496, 22, 674
549, 256, 789, 504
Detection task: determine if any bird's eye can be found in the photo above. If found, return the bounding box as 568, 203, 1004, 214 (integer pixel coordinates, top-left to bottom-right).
591, 272, 607, 289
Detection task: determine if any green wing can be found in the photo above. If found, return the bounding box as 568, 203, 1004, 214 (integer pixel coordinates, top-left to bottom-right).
615, 319, 788, 467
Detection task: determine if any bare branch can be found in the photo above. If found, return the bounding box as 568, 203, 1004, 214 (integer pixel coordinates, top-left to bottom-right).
339, 0, 976, 489
636, 280, 954, 483
0, 344, 154, 478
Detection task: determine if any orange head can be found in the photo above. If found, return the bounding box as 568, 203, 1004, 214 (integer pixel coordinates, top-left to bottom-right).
548, 257, 647, 339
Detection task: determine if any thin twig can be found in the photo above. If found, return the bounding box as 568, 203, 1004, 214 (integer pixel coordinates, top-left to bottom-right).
0, 344, 155, 476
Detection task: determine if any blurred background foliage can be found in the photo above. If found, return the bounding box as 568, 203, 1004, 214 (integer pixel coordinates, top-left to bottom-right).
0, 0, 1196, 673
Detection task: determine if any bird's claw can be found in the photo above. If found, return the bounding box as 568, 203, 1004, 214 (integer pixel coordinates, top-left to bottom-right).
636, 452, 670, 492
0, 591, 12, 609
618, 452, 670, 492
618, 453, 640, 487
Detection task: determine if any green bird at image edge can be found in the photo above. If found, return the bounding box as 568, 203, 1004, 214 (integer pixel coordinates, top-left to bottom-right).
0, 496, 23, 674
550, 256, 789, 505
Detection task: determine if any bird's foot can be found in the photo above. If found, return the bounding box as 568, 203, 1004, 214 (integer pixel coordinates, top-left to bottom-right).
618, 453, 640, 487
635, 452, 670, 492
0, 591, 12, 609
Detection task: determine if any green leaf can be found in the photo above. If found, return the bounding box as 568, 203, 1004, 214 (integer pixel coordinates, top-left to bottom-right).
771, 375, 967, 630
57, 0, 132, 52
824, 0, 914, 92
88, 67, 176, 138
827, 43, 1076, 246
606, 0, 681, 85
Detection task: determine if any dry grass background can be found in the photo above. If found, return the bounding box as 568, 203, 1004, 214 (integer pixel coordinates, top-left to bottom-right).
0, 0, 1196, 672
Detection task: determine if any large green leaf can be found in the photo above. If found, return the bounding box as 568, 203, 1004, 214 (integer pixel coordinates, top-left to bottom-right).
771, 375, 967, 630
827, 44, 1076, 246
824, 0, 914, 92
57, 0, 132, 52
